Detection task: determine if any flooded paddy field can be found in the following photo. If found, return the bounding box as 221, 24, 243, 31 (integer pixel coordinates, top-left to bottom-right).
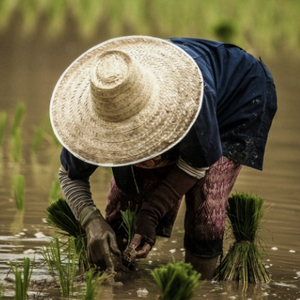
1, 28, 300, 300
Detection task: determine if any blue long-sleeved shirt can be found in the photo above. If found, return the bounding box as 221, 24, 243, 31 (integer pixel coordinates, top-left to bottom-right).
171, 37, 277, 170
60, 38, 277, 195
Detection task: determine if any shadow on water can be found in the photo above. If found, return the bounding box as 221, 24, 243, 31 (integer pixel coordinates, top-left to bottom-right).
1, 22, 300, 300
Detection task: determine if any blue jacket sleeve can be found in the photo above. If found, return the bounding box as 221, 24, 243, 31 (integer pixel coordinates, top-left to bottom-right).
60, 147, 98, 179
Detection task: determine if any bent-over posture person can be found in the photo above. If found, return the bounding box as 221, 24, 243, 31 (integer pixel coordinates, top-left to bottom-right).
50, 36, 277, 279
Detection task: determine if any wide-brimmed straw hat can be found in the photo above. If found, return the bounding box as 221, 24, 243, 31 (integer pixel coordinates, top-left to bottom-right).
50, 36, 204, 167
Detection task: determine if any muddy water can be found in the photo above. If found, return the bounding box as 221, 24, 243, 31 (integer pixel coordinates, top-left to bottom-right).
1, 30, 300, 299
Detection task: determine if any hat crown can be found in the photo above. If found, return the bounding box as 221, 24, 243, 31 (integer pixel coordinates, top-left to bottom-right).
90, 50, 153, 122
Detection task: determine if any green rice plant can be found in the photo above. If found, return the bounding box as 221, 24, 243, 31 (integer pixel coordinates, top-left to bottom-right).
12, 174, 25, 211
10, 257, 33, 300
42, 237, 78, 297
119, 203, 138, 245
49, 177, 62, 202
11, 127, 22, 163
151, 261, 202, 300
46, 197, 88, 268
31, 125, 45, 153
119, 204, 139, 267
0, 111, 7, 146
0, 0, 19, 31
78, 268, 104, 300
214, 192, 270, 286
2, 0, 300, 55
31, 114, 59, 152
11, 102, 25, 136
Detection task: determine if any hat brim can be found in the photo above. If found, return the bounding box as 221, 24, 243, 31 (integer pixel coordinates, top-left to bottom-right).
50, 36, 203, 167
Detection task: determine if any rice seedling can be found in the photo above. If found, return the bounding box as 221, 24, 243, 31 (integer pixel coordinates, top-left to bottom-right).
2, 0, 300, 55
151, 261, 202, 300
32, 125, 45, 153
12, 174, 25, 211
49, 177, 62, 202
11, 127, 22, 163
11, 102, 25, 136
46, 197, 88, 269
120, 204, 139, 266
78, 268, 104, 300
214, 192, 270, 287
31, 114, 61, 153
10, 257, 33, 300
0, 111, 7, 146
120, 203, 138, 245
42, 237, 78, 297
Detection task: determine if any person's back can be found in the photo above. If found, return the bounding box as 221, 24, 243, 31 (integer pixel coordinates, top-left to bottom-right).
171, 37, 277, 170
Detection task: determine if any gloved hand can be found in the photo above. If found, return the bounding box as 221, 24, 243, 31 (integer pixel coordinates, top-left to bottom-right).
132, 165, 198, 258
80, 206, 123, 272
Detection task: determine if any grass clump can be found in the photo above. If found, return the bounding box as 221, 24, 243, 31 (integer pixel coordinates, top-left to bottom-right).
12, 174, 25, 211
10, 257, 33, 300
214, 192, 270, 285
152, 261, 201, 300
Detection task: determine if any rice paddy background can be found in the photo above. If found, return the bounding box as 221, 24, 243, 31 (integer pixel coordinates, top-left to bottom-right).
0, 1, 300, 299
1, 0, 299, 56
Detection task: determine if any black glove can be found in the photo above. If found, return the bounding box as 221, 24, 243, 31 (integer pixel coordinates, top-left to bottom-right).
80, 206, 123, 272
133, 165, 198, 250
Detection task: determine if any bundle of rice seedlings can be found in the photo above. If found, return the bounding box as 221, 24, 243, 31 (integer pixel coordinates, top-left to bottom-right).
46, 197, 81, 238
214, 192, 270, 285
45, 197, 88, 268
151, 261, 202, 300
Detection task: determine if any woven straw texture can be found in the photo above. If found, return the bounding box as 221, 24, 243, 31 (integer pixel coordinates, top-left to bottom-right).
50, 36, 203, 166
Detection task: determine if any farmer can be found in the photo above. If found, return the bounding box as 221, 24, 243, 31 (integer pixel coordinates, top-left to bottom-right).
50, 36, 277, 279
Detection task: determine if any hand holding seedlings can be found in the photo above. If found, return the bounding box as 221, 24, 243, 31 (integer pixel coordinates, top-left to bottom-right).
79, 206, 123, 272
130, 234, 152, 258
123, 233, 151, 264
